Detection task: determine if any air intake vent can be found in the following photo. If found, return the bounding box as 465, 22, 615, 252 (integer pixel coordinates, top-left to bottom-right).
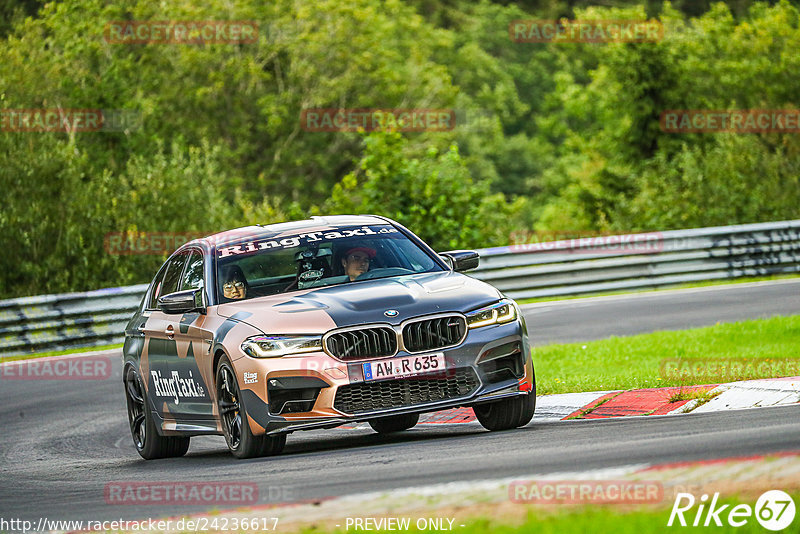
333, 367, 479, 414
325, 327, 397, 361
402, 315, 466, 353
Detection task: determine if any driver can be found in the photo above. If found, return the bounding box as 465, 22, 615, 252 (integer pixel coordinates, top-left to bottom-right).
341, 246, 376, 281
221, 265, 248, 300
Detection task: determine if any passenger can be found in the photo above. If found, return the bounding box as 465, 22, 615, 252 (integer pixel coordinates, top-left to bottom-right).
221, 265, 248, 300
341, 246, 376, 281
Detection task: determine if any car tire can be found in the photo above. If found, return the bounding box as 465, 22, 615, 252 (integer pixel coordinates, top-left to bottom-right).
368, 413, 420, 433
124, 365, 190, 460
473, 384, 536, 432
216, 356, 286, 459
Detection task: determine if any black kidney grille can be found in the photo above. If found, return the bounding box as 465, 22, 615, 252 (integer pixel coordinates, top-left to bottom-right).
325, 327, 397, 361
402, 315, 466, 353
333, 367, 478, 414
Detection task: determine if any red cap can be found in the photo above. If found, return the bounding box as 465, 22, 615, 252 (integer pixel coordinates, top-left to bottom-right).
344, 246, 376, 258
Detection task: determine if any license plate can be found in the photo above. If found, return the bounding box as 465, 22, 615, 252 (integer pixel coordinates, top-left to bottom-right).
362, 353, 445, 381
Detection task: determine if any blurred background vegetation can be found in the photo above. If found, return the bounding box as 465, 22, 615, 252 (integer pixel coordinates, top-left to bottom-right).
1, 0, 799, 297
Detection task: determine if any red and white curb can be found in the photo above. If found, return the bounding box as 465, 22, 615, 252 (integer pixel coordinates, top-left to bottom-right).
546, 376, 799, 419
524, 375, 797, 421
684, 376, 800, 413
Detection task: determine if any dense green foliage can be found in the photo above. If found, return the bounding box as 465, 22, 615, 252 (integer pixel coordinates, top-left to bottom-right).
1, 0, 798, 297
323, 131, 526, 250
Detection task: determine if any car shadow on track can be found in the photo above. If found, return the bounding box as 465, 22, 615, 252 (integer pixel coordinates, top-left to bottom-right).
114, 421, 556, 465
192, 426, 508, 461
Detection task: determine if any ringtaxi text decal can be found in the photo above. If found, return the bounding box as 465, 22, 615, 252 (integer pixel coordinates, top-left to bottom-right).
218, 225, 398, 258
668, 490, 795, 530
150, 369, 207, 404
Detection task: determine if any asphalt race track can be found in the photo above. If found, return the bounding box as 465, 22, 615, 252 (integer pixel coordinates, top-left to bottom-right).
1, 280, 799, 523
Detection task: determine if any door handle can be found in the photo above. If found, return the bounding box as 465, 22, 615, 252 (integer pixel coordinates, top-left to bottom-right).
165, 325, 175, 339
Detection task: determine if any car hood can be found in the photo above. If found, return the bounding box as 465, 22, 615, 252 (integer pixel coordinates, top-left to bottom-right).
215, 271, 502, 333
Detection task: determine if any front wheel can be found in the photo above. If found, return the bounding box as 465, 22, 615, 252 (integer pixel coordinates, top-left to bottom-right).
216, 356, 286, 459
369, 413, 419, 433
474, 390, 536, 431
124, 365, 190, 459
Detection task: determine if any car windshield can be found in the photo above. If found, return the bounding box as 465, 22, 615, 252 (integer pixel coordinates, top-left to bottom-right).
214, 224, 444, 302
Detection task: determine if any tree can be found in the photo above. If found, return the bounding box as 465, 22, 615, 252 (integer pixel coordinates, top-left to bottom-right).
324, 130, 525, 250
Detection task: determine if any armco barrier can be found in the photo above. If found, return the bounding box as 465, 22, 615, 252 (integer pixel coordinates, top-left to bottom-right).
0, 284, 148, 357
471, 220, 800, 300
1, 220, 798, 356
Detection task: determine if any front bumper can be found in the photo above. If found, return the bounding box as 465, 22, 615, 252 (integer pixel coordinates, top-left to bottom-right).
234, 320, 534, 435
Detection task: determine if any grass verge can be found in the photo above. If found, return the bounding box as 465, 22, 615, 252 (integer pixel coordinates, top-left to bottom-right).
667, 387, 719, 404
447, 504, 789, 534
287, 495, 799, 534
534, 314, 800, 395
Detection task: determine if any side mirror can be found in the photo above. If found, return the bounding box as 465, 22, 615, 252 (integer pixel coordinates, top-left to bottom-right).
439, 250, 480, 272
157, 288, 206, 314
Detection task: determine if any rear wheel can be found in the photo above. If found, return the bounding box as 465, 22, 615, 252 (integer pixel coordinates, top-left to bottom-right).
124, 365, 190, 459
368, 413, 419, 433
216, 356, 286, 459
474, 386, 536, 432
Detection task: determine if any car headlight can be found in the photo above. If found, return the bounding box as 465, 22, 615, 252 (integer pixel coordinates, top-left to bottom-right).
466, 299, 518, 329
241, 335, 322, 358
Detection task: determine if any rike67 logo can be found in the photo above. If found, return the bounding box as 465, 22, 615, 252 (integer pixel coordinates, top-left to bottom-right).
668, 490, 795, 530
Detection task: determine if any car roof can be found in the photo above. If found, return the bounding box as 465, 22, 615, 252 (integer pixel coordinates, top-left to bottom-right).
185, 215, 393, 250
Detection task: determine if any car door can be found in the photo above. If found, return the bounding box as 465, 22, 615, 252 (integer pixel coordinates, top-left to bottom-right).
143, 249, 213, 423
172, 248, 215, 420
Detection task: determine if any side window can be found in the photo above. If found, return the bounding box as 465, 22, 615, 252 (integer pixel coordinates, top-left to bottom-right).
147, 263, 169, 310
181, 250, 205, 291
160, 252, 189, 298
